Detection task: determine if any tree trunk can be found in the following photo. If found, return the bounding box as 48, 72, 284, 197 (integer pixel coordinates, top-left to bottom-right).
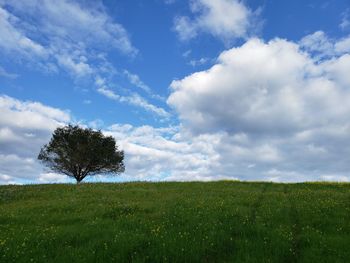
76, 173, 83, 184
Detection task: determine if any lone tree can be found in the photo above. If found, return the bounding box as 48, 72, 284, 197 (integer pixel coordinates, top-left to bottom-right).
38, 125, 125, 183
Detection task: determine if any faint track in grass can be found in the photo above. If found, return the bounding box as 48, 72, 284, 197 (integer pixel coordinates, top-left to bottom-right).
249, 183, 270, 224
205, 183, 271, 263
284, 184, 302, 263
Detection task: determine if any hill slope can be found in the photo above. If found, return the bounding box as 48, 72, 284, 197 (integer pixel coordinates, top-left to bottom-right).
0, 181, 349, 262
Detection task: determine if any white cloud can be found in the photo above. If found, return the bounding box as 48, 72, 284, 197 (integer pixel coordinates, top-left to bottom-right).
300, 31, 350, 57
263, 169, 311, 183
38, 172, 69, 183
0, 2, 168, 119
0, 0, 137, 56
97, 87, 170, 118
0, 95, 70, 130
335, 37, 350, 54
0, 2, 171, 121
97, 86, 121, 100
340, 19, 350, 31
0, 1, 139, 80
164, 0, 176, 5
0, 154, 38, 180
182, 49, 192, 58
120, 94, 170, 118
88, 119, 104, 129
174, 0, 254, 42
2, 26, 350, 183
0, 66, 18, 79
299, 31, 334, 57
105, 122, 350, 182
167, 34, 350, 182
174, 16, 198, 41
0, 6, 48, 59
56, 54, 93, 77
0, 95, 72, 184
320, 174, 350, 182
324, 54, 350, 87
0, 173, 21, 184
105, 124, 224, 181
124, 70, 152, 94
340, 9, 350, 30
1, 91, 350, 184
168, 37, 350, 135
0, 0, 137, 78
188, 57, 209, 67
123, 70, 165, 100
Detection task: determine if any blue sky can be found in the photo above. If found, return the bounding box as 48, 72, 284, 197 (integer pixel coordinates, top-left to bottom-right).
1, 0, 350, 184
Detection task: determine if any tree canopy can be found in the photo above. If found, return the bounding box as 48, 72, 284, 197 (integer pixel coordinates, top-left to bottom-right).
38, 125, 125, 183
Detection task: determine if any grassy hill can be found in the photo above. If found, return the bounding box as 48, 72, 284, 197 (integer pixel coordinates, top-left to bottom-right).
0, 181, 349, 262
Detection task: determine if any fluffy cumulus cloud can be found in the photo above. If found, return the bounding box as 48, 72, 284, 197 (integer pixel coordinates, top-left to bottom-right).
105, 124, 244, 182
174, 0, 255, 41
300, 31, 350, 58
0, 95, 71, 184
167, 33, 350, 182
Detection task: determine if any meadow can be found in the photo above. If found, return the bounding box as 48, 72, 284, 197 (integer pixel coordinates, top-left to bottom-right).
0, 181, 349, 262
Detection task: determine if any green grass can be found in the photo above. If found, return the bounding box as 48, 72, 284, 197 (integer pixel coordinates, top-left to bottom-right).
0, 181, 350, 262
